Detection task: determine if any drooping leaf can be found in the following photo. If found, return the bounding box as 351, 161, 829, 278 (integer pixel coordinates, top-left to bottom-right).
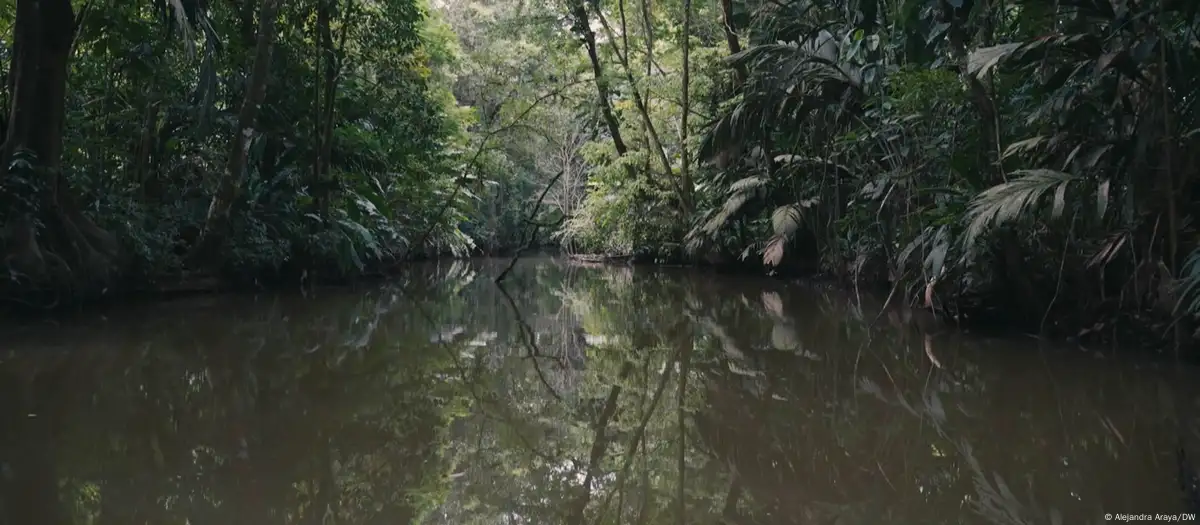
967, 43, 1023, 78
963, 169, 1079, 246
1176, 247, 1200, 315
896, 227, 934, 276
1079, 145, 1112, 170
729, 175, 767, 193
771, 204, 803, 236
770, 323, 799, 350
1052, 181, 1068, 219
761, 291, 784, 318
1003, 136, 1048, 159
924, 226, 950, 279
1096, 179, 1110, 220
703, 192, 752, 234
762, 235, 787, 266
1086, 230, 1128, 269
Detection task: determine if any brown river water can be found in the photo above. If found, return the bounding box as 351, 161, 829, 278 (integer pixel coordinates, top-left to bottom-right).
0, 257, 1195, 524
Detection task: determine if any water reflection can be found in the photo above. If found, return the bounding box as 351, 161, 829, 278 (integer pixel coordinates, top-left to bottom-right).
0, 258, 1192, 524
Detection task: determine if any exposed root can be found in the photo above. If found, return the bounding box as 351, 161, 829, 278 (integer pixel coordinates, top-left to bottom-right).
2, 200, 121, 301
2, 215, 48, 281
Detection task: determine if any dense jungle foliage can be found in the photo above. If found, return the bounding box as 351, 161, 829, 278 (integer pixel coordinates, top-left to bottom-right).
4, 0, 1200, 345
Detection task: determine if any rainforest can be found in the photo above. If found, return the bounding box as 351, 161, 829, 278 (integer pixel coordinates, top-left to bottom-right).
5, 1, 1200, 522
3, 0, 1199, 345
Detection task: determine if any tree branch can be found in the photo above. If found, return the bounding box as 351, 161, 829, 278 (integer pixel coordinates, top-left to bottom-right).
496, 169, 565, 283
408, 80, 587, 258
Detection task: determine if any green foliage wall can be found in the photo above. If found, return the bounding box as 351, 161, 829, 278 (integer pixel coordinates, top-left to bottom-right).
0, 0, 476, 295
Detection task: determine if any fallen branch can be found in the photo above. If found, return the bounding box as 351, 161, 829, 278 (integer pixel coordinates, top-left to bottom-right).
495, 169, 565, 284
409, 80, 587, 259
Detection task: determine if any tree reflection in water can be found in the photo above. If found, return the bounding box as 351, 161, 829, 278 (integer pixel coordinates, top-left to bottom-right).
0, 258, 1192, 524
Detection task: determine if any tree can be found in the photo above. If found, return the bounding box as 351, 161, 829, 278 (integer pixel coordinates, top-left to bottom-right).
2, 0, 118, 287
0, 0, 476, 302
190, 0, 281, 264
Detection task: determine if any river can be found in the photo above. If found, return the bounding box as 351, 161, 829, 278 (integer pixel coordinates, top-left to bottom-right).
0, 257, 1193, 524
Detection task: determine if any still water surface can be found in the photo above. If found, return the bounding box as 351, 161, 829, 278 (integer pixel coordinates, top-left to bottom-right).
0, 258, 1194, 524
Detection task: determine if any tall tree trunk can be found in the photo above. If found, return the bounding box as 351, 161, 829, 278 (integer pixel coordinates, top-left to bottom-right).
713, 0, 776, 184
239, 0, 258, 48
679, 0, 694, 213
2, 0, 119, 286
718, 0, 745, 85
720, 474, 743, 520
567, 0, 628, 156
2, 0, 72, 173
566, 0, 665, 202
135, 100, 161, 196
944, 0, 999, 183
640, 0, 653, 77
314, 0, 349, 216
593, 5, 686, 210
312, 0, 324, 200
190, 0, 281, 265
320, 2, 339, 207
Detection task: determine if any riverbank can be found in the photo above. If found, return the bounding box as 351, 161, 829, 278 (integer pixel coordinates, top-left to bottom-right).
2, 249, 1193, 361
560, 249, 1197, 360
0, 245, 556, 316
0, 255, 404, 316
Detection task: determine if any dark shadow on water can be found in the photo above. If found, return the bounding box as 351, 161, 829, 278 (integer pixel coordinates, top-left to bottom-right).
0, 257, 1194, 524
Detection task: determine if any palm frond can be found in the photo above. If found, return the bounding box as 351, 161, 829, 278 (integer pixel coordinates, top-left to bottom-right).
1085, 229, 1129, 269
699, 95, 773, 161
729, 175, 768, 193
771, 202, 805, 235
763, 236, 788, 267
1002, 136, 1051, 159
1175, 246, 1200, 316
962, 169, 1079, 247
967, 43, 1023, 78
895, 224, 955, 283
703, 191, 752, 235
896, 227, 935, 275
156, 0, 221, 56
728, 43, 801, 70
763, 199, 818, 267
704, 27, 865, 163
